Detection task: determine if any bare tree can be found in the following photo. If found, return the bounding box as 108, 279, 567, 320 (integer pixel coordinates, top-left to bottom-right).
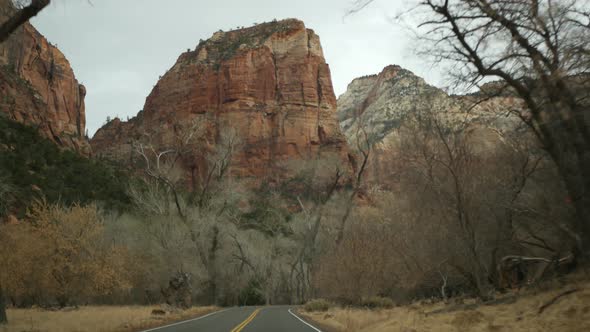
131, 141, 184, 217
128, 120, 243, 306
335, 115, 372, 244
281, 156, 345, 303
314, 220, 395, 304
354, 0, 590, 254
230, 224, 285, 305
195, 127, 241, 208
404, 108, 498, 298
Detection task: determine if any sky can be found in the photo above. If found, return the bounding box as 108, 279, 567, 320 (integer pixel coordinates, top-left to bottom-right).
30, 0, 444, 137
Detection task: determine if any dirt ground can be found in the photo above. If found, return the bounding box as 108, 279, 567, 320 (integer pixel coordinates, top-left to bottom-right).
0, 305, 218, 332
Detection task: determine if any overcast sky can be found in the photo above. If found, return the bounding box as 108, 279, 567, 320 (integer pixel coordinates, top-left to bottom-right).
30, 0, 444, 136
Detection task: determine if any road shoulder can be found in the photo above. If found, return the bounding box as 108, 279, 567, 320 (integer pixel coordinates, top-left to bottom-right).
292, 308, 338, 332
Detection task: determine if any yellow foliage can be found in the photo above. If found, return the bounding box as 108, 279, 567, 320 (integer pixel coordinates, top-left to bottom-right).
0, 201, 133, 306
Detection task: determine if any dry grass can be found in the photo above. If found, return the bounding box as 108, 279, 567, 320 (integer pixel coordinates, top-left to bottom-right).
0, 305, 219, 332
301, 272, 590, 332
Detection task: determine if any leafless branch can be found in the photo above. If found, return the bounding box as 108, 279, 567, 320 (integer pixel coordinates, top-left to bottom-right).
0, 0, 50, 44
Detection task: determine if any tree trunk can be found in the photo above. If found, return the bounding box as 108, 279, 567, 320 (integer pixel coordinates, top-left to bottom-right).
0, 285, 7, 325
208, 280, 217, 306
561, 160, 590, 254
546, 126, 590, 256
207, 226, 219, 305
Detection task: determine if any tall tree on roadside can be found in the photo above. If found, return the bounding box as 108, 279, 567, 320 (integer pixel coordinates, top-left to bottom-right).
353, 0, 590, 254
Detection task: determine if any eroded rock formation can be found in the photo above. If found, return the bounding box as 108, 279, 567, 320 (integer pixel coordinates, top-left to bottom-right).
337, 65, 528, 186
92, 19, 351, 188
0, 0, 89, 153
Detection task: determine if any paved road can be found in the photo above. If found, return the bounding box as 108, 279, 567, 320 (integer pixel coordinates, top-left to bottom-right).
142, 306, 322, 332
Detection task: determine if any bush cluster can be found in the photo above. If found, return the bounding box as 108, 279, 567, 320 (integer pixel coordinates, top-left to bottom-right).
303, 299, 332, 312
360, 296, 394, 309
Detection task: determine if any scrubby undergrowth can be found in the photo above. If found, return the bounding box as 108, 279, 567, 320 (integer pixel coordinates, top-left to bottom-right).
1, 305, 219, 332
301, 270, 590, 332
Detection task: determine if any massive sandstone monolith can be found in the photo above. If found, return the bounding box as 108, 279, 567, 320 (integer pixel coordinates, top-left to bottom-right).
0, 0, 89, 153
91, 19, 351, 188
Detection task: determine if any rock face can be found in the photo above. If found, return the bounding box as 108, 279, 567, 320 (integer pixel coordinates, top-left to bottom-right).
337, 65, 526, 186
0, 0, 89, 153
92, 19, 351, 188
339, 65, 462, 144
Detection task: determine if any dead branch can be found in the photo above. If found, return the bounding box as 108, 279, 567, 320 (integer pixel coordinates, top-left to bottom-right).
336, 120, 371, 244
501, 254, 574, 265
426, 295, 517, 316
0, 0, 50, 44
537, 288, 580, 314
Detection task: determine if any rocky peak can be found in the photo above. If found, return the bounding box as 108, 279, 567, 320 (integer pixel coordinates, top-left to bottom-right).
338, 65, 455, 145
184, 19, 325, 65
0, 0, 89, 153
92, 19, 351, 188
338, 65, 530, 187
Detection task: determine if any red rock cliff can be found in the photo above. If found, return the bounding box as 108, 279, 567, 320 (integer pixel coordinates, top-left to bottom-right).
92, 19, 351, 187
0, 0, 89, 153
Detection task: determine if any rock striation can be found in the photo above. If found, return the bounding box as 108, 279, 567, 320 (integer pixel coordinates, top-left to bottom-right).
0, 0, 89, 153
92, 19, 351, 188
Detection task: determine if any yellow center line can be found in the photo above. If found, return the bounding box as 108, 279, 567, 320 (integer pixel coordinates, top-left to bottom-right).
230, 308, 261, 332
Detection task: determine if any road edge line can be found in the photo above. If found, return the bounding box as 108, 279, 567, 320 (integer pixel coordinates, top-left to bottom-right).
288, 308, 322, 332
140, 308, 229, 332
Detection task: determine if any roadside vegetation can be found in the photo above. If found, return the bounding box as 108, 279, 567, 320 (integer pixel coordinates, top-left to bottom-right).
1, 0, 590, 330
301, 270, 590, 332
0, 96, 583, 319
1, 305, 218, 332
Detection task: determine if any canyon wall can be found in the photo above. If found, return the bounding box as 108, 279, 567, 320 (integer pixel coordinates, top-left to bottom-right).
92, 19, 351, 188
0, 0, 89, 153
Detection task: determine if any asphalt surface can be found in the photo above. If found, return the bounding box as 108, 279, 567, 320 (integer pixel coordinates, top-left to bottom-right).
142, 306, 322, 332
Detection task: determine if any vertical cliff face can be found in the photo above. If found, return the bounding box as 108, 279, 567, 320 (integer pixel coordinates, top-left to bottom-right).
0, 0, 89, 153
92, 19, 351, 187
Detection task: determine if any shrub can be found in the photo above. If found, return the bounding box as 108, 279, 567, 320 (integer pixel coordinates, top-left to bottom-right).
238, 279, 265, 306
360, 296, 394, 309
0, 201, 134, 307
303, 299, 332, 312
